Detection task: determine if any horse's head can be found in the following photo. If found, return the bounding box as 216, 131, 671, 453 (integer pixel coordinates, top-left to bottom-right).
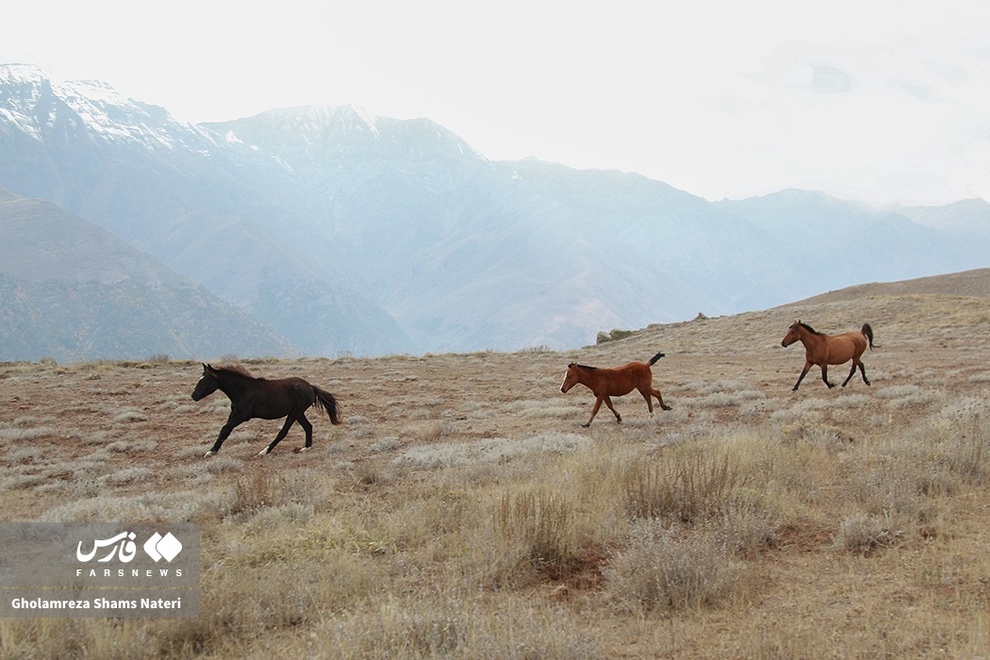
560, 362, 584, 393
781, 320, 802, 348
191, 363, 220, 401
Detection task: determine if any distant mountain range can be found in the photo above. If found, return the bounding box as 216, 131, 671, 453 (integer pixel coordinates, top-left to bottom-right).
1, 63, 988, 361
0, 187, 293, 361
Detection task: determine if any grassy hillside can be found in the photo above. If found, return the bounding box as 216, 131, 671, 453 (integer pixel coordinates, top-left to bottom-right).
1, 271, 989, 657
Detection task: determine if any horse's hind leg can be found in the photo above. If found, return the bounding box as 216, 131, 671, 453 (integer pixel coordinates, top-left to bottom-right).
296, 413, 314, 451
260, 415, 297, 456
841, 358, 870, 388
648, 387, 672, 412
857, 359, 870, 386
841, 361, 859, 387
640, 388, 672, 414
603, 396, 622, 424
639, 389, 655, 414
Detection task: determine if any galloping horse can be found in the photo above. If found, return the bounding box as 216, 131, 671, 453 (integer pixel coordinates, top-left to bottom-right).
191, 364, 341, 456
781, 320, 875, 391
560, 352, 672, 427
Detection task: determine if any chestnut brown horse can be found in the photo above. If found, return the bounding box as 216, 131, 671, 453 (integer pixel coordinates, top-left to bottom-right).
781, 320, 875, 391
191, 364, 341, 456
560, 352, 672, 427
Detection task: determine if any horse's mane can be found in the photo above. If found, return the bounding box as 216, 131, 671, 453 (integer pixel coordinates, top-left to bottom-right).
215, 364, 254, 378
568, 363, 598, 370
799, 322, 822, 335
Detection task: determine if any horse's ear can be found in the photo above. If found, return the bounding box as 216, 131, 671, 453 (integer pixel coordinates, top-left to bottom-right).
203, 363, 215, 374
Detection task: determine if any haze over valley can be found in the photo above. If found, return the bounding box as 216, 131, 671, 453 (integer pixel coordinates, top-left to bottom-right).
1, 64, 988, 361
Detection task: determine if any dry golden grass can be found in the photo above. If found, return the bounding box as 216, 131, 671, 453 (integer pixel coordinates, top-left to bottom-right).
1, 281, 990, 658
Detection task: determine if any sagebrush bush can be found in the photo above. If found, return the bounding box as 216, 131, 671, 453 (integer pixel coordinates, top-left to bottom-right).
495, 490, 580, 581
604, 520, 739, 613
622, 447, 741, 523
836, 512, 900, 554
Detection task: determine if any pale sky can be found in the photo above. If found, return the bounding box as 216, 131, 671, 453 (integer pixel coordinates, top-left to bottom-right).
4, 1, 990, 206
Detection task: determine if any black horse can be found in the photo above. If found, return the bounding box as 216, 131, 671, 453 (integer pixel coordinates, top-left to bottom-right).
191, 364, 341, 456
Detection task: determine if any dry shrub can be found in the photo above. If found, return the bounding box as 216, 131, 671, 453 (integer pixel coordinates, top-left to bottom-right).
926, 397, 989, 487
396, 432, 589, 470
0, 619, 90, 659
622, 448, 740, 523
155, 555, 382, 658
40, 489, 224, 522
495, 490, 581, 581
604, 520, 739, 613
717, 499, 781, 558
308, 592, 601, 659
835, 511, 900, 554
225, 469, 281, 515
781, 422, 854, 448
0, 426, 54, 441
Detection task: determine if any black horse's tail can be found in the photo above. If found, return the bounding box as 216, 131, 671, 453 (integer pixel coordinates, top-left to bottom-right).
312, 386, 342, 424
861, 323, 875, 350
648, 351, 666, 366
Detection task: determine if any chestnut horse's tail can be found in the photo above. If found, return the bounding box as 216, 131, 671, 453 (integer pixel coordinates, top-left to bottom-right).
312, 386, 342, 424
861, 323, 875, 350
648, 352, 666, 366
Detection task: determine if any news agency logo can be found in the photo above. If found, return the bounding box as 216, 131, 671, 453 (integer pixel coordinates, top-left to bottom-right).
76, 531, 183, 564
0, 522, 199, 617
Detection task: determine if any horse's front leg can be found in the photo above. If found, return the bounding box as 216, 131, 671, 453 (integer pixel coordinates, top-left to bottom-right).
821, 365, 835, 388
582, 397, 605, 427
260, 415, 296, 456
792, 362, 812, 391
206, 412, 247, 456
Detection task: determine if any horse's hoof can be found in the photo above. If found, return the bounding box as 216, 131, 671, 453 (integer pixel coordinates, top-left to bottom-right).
294, 446, 310, 454
203, 450, 216, 458
662, 405, 672, 411
257, 448, 270, 457
581, 423, 591, 428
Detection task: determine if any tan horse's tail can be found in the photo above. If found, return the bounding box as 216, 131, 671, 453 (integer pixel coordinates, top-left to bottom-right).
648, 352, 666, 365
861, 323, 875, 350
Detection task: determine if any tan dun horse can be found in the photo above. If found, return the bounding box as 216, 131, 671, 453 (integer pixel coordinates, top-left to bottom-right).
781, 320, 875, 391
191, 364, 341, 456
560, 352, 672, 427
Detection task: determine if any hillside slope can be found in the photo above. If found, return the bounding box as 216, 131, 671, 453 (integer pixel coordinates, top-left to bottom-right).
0, 188, 294, 362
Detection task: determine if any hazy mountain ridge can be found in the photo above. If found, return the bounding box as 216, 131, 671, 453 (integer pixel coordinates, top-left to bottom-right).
0, 188, 295, 361
0, 65, 412, 357
1, 64, 988, 360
